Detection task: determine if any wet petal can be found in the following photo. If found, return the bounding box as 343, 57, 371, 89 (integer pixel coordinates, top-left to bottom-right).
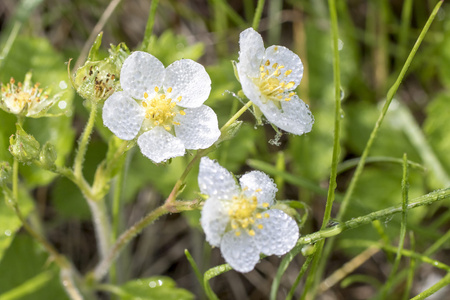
198, 157, 239, 201
258, 95, 314, 135
255, 209, 299, 256
120, 51, 165, 100
201, 198, 229, 247
174, 105, 220, 150
239, 171, 277, 207
262, 45, 303, 90
237, 28, 265, 79
220, 231, 260, 273
164, 59, 211, 108
102, 91, 144, 140
137, 127, 185, 163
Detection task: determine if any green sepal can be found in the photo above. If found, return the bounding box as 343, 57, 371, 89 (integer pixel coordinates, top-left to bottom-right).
9, 124, 40, 163
39, 142, 57, 169
0, 162, 12, 186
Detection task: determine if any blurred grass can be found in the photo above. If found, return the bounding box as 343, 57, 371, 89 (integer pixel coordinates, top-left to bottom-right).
0, 0, 450, 299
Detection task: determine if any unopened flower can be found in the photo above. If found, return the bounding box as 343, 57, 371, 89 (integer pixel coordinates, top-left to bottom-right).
236, 28, 314, 135
0, 73, 59, 117
199, 157, 299, 273
102, 51, 220, 163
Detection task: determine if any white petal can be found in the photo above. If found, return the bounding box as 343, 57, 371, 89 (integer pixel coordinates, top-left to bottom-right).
239, 171, 277, 207
174, 105, 220, 150
220, 231, 260, 273
262, 45, 303, 90
237, 28, 265, 79
255, 209, 299, 256
200, 198, 229, 247
120, 51, 165, 100
258, 95, 314, 135
137, 127, 185, 163
102, 91, 144, 140
198, 157, 239, 201
239, 74, 265, 109
163, 59, 211, 108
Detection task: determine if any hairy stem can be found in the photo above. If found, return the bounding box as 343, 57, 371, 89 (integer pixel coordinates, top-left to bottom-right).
74, 104, 98, 180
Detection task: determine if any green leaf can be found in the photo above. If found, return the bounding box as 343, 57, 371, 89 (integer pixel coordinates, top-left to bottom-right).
119, 276, 194, 300
0, 188, 34, 263
0, 235, 68, 300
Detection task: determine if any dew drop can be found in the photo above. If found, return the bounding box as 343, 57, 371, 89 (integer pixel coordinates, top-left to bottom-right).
58, 101, 67, 109
149, 281, 157, 288
4, 230, 11, 236
338, 39, 344, 51
59, 81, 68, 89
157, 279, 163, 286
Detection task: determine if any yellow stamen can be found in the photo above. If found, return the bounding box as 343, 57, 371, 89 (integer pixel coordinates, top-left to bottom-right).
235, 231, 241, 236
179, 110, 186, 116
144, 92, 149, 99
167, 87, 172, 93
257, 224, 263, 229
154, 86, 159, 92
264, 213, 270, 218
262, 202, 269, 208
248, 230, 255, 236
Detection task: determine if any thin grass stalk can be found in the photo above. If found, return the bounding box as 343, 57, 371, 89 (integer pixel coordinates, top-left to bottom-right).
381, 153, 409, 298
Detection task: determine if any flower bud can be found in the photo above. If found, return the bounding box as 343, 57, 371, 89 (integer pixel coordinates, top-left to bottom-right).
9, 124, 40, 163
0, 162, 12, 185
73, 32, 129, 103
39, 142, 57, 168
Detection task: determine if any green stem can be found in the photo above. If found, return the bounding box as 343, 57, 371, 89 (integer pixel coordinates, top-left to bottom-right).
87, 197, 112, 260
303, 0, 341, 296
339, 240, 450, 272
286, 254, 314, 300
337, 0, 443, 222
410, 272, 450, 300
381, 153, 409, 298
74, 103, 98, 180
252, 0, 265, 30
92, 200, 200, 281
220, 101, 253, 131
317, 1, 443, 295
141, 0, 159, 51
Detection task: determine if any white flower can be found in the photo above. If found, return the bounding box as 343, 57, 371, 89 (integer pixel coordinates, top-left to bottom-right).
102, 51, 221, 163
236, 28, 314, 135
199, 157, 299, 273
0, 73, 59, 117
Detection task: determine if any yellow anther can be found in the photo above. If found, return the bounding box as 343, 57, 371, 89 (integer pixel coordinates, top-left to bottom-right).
262, 202, 269, 208
285, 98, 291, 102
264, 213, 270, 218
177, 96, 182, 101
272, 63, 278, 69
164, 125, 171, 131
265, 60, 270, 66
285, 82, 295, 89
142, 101, 148, 108
260, 66, 264, 72
154, 86, 159, 92
256, 213, 262, 219
231, 224, 238, 229
172, 121, 180, 126
284, 70, 292, 76
243, 186, 249, 191
167, 87, 173, 93
289, 92, 295, 96
255, 188, 262, 192
248, 230, 256, 236
161, 94, 166, 99
274, 46, 279, 51
180, 110, 186, 116
235, 231, 241, 236
277, 95, 283, 99
257, 224, 264, 229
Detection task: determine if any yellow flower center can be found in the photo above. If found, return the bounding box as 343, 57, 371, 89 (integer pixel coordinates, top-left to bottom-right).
1, 77, 47, 114
142, 86, 184, 131
255, 59, 296, 105
228, 192, 270, 237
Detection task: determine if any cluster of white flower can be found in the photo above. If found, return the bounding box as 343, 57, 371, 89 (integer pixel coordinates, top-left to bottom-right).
101, 28, 308, 272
